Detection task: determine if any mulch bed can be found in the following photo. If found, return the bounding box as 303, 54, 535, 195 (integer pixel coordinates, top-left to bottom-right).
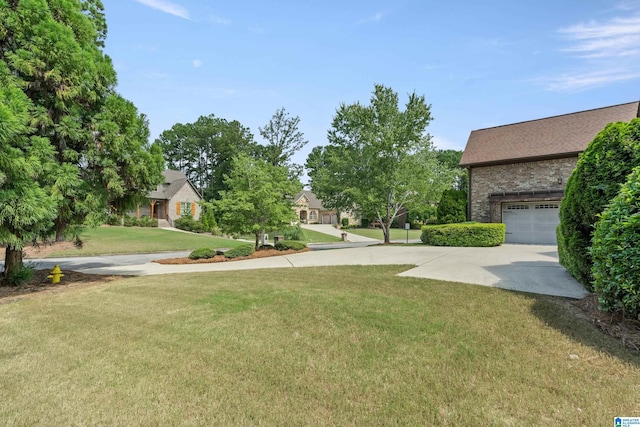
0, 270, 125, 304
570, 294, 640, 352
154, 247, 310, 264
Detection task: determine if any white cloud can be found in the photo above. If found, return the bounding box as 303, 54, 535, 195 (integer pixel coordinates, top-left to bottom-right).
559, 16, 640, 58
192, 59, 203, 68
134, 0, 190, 20
538, 3, 640, 91
358, 11, 387, 25
209, 15, 231, 25
533, 68, 640, 92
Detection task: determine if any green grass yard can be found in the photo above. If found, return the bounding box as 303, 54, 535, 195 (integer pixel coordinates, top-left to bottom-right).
0, 265, 638, 425
346, 227, 423, 241
45, 226, 248, 257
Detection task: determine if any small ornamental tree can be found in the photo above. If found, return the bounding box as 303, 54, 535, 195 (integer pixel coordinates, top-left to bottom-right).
216, 154, 301, 250
557, 119, 640, 288
591, 166, 640, 319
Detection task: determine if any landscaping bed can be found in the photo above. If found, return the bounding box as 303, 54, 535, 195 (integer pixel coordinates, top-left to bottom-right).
154, 247, 311, 265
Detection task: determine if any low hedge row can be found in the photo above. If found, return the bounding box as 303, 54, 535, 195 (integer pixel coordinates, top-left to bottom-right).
420, 223, 505, 247
189, 248, 216, 260
275, 240, 306, 251
224, 244, 255, 259
174, 217, 207, 233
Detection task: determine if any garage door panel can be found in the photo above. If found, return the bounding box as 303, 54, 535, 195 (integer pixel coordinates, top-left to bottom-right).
503, 202, 560, 244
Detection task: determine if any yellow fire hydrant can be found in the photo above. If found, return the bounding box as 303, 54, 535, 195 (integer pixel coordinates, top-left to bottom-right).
48, 265, 64, 284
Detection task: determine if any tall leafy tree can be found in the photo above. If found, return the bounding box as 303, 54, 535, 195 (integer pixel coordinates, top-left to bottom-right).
258, 107, 308, 178
307, 85, 455, 243
88, 94, 165, 217
1, 0, 163, 280
436, 149, 467, 192
155, 115, 257, 200
216, 154, 301, 250
0, 63, 58, 284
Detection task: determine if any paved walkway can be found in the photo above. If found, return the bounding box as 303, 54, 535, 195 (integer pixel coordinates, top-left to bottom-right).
301, 224, 380, 243
75, 244, 587, 299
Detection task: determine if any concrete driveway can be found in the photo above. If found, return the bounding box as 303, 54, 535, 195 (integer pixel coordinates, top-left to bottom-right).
74, 244, 587, 299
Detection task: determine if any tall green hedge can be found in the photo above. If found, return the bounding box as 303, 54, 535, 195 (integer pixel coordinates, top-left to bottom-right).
558, 119, 640, 289
436, 189, 467, 224
591, 166, 640, 319
421, 223, 505, 247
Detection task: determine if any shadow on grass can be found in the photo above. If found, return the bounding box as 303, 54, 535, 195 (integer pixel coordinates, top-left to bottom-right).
529, 295, 640, 367
485, 259, 639, 365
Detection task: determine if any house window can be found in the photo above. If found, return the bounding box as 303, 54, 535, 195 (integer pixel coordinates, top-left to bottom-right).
309, 211, 317, 221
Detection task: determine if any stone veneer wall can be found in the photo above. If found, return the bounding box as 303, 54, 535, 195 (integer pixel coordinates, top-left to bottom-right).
469, 156, 578, 222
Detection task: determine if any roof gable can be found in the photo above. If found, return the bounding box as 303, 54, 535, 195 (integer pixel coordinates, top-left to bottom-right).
148, 170, 202, 200
460, 101, 640, 167
294, 190, 325, 209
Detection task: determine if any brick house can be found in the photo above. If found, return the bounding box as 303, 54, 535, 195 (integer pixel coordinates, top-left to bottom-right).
136, 170, 202, 226
459, 101, 640, 244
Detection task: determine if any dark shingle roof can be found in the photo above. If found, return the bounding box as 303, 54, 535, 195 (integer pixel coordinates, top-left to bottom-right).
294, 190, 325, 210
148, 170, 193, 200
459, 101, 640, 167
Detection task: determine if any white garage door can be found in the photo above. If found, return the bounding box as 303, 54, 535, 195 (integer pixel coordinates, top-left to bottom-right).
502, 202, 560, 244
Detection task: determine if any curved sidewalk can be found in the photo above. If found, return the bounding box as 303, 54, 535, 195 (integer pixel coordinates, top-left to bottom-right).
301, 224, 380, 243
78, 244, 588, 299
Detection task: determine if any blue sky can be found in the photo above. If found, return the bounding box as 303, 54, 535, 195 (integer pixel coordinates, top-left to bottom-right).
104, 0, 640, 175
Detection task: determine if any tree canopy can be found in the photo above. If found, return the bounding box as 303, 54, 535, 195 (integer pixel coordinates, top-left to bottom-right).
258, 107, 308, 179
307, 84, 455, 243
0, 0, 163, 283
155, 114, 257, 200
215, 154, 301, 249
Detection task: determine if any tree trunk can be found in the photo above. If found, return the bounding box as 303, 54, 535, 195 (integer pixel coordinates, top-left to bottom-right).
2, 245, 23, 286
255, 231, 260, 251
383, 223, 391, 244
55, 217, 66, 242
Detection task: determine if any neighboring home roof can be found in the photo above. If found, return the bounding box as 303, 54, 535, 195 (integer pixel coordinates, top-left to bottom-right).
294, 190, 325, 210
148, 169, 202, 200
460, 101, 640, 167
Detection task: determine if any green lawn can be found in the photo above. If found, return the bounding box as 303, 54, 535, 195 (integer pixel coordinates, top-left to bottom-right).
0, 266, 638, 425
347, 227, 423, 241
240, 228, 342, 244
45, 226, 248, 257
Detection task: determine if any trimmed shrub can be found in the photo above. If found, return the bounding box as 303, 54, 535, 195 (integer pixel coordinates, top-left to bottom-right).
341, 217, 349, 227
590, 166, 640, 319
421, 223, 505, 247
274, 240, 307, 251
189, 248, 216, 260
436, 189, 467, 224
174, 217, 207, 233
105, 214, 122, 226
7, 263, 34, 286
282, 224, 305, 241
123, 215, 138, 227
137, 216, 158, 227
558, 119, 640, 288
224, 244, 255, 259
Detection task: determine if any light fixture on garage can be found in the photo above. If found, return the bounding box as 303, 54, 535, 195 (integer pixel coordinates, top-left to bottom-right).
557, 177, 563, 185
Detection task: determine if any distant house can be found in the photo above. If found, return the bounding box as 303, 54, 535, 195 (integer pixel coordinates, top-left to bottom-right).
136, 170, 202, 225
294, 191, 337, 224
459, 101, 640, 244
293, 191, 361, 226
